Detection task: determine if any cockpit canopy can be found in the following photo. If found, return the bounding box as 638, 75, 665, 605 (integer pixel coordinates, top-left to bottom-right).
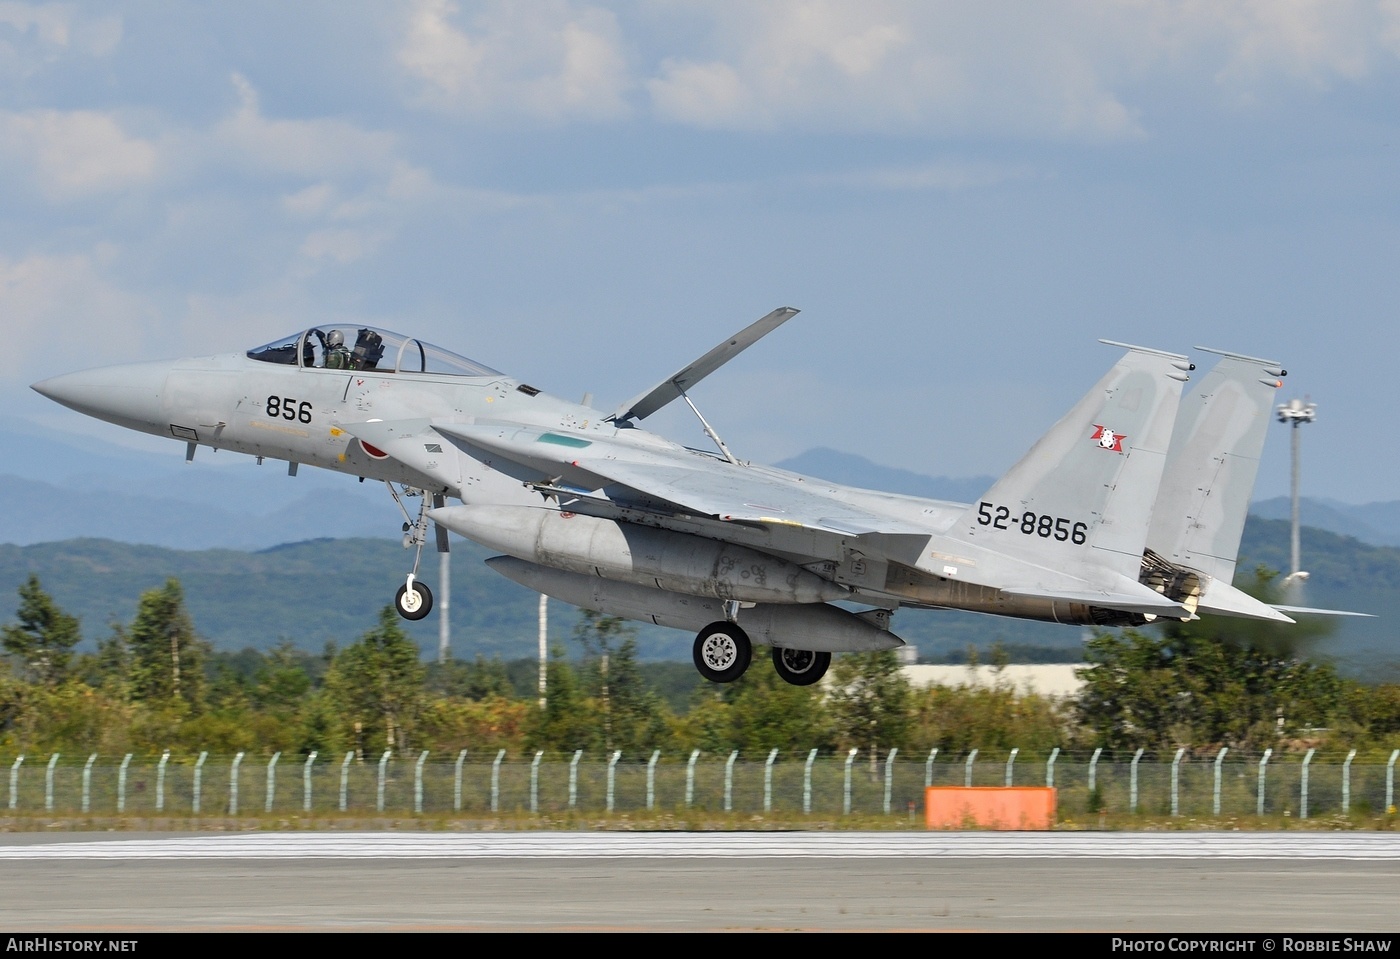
247, 327, 500, 377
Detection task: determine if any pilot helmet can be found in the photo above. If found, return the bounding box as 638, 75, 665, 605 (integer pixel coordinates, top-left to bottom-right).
327, 330, 344, 348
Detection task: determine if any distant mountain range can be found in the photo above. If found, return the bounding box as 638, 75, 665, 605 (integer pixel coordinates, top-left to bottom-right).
6, 423, 1397, 551
773, 447, 996, 504
0, 428, 1003, 551
0, 518, 1391, 674
1249, 496, 1400, 548
1, 420, 402, 550
1, 422, 1394, 674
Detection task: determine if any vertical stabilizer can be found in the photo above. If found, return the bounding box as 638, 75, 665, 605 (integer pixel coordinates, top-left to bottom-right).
1146, 349, 1285, 583
952, 343, 1192, 580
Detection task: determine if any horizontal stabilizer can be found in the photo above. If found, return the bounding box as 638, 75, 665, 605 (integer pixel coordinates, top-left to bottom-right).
609, 307, 799, 423
1271, 605, 1376, 618
1195, 579, 1374, 620
1195, 578, 1295, 623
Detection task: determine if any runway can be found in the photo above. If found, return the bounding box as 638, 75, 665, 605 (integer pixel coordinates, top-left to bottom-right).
1, 832, 1397, 932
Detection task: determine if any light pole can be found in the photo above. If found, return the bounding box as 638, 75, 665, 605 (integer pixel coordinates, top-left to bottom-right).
1276, 397, 1317, 594
438, 548, 451, 663
538, 593, 548, 709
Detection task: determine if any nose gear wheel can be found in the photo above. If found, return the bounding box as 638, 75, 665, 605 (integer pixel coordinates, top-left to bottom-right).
395, 576, 433, 621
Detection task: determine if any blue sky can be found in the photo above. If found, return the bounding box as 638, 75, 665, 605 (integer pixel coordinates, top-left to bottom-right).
4, 1, 1399, 503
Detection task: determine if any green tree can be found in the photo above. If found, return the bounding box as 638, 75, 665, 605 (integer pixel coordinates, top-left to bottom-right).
716, 653, 832, 755
252, 642, 316, 711
2, 575, 81, 686
425, 655, 513, 701
574, 610, 669, 755
325, 606, 426, 756
1076, 569, 1343, 752
526, 647, 600, 755
828, 649, 912, 771
908, 682, 1069, 758
126, 578, 205, 709
597, 636, 673, 756
75, 622, 131, 694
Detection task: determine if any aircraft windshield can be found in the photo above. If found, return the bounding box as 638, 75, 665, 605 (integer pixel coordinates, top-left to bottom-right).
246, 327, 500, 376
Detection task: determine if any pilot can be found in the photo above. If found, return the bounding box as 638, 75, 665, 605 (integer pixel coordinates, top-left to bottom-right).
325, 330, 353, 369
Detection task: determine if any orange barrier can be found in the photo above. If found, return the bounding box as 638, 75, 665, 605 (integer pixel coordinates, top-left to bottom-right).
924, 787, 1056, 830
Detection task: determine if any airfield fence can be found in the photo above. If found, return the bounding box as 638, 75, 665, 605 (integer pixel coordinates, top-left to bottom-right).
4, 749, 1398, 821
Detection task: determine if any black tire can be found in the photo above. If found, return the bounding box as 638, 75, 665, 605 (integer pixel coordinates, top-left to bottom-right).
692, 622, 752, 683
771, 647, 831, 686
395, 581, 433, 621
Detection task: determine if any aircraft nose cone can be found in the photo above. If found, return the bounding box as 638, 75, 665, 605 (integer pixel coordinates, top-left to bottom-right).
32, 361, 176, 434
31, 372, 88, 406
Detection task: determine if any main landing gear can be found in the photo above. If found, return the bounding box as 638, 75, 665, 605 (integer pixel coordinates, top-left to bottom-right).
386, 483, 448, 622
693, 622, 752, 683
690, 621, 833, 687
771, 646, 831, 686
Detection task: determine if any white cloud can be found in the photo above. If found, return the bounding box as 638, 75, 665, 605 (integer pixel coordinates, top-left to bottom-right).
298, 228, 387, 264
647, 59, 754, 129
807, 162, 1041, 192
1189, 0, 1383, 88
1383, 0, 1400, 55
645, 1, 1140, 138
397, 0, 631, 120
200, 75, 435, 274
642, 1, 1400, 138
0, 2, 121, 75
0, 75, 408, 208
0, 108, 158, 199
0, 250, 155, 378
281, 182, 337, 218
212, 73, 399, 178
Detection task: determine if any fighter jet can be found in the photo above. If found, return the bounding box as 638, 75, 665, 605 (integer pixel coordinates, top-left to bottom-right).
30, 310, 1322, 686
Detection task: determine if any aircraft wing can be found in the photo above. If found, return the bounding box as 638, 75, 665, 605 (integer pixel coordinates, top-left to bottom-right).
608, 307, 799, 423
574, 456, 929, 535
435, 422, 926, 537
437, 421, 1193, 618
426, 417, 1366, 624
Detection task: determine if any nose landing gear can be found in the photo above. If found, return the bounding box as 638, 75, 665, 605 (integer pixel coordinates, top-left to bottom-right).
395, 574, 433, 621
386, 483, 448, 621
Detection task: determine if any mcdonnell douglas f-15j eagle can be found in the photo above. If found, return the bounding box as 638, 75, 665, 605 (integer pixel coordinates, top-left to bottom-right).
32, 309, 1321, 686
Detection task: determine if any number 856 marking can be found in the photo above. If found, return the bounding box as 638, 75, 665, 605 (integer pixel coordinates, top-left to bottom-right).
266, 396, 313, 424
977, 501, 1087, 545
